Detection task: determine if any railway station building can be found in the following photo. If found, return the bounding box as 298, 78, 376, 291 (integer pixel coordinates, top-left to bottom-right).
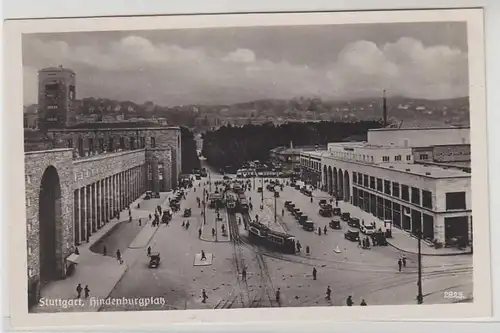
299, 127, 472, 246
24, 66, 182, 303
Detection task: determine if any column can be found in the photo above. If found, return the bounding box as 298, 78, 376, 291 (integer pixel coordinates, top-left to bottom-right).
80, 187, 86, 242
100, 180, 105, 223
119, 172, 123, 211
127, 169, 131, 206
113, 174, 117, 216
74, 189, 81, 245
96, 180, 101, 228
85, 185, 90, 242
110, 175, 115, 218
104, 177, 109, 222
135, 167, 139, 198
91, 183, 97, 232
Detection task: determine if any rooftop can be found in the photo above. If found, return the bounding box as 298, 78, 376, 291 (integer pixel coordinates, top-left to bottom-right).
50, 122, 180, 131
39, 66, 76, 74
369, 126, 470, 132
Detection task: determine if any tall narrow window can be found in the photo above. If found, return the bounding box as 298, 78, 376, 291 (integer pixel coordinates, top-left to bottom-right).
67, 139, 73, 149
99, 138, 104, 152
151, 137, 156, 148
108, 137, 114, 152
120, 137, 125, 149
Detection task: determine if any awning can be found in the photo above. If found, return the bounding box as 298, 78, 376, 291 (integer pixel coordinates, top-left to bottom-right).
66, 253, 79, 264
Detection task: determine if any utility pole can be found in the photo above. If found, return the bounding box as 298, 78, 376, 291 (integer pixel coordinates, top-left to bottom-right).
417, 229, 423, 304
208, 171, 212, 193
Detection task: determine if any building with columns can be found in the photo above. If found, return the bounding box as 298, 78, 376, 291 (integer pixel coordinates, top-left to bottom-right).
299, 127, 472, 247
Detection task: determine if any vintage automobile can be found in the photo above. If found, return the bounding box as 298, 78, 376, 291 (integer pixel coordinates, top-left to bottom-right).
298, 215, 308, 225
183, 208, 192, 217
303, 220, 314, 231
319, 205, 333, 217
318, 199, 327, 206
347, 217, 360, 228
329, 218, 341, 229
287, 203, 296, 212
149, 252, 161, 268
284, 201, 292, 209
257, 187, 263, 193
360, 224, 375, 235
154, 192, 160, 198
274, 191, 280, 198
196, 175, 202, 180
341, 212, 351, 221
344, 229, 360, 242
144, 191, 153, 200
294, 184, 301, 190
332, 208, 341, 216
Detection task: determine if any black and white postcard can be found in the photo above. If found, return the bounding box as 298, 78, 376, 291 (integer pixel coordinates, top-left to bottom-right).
4, 8, 492, 329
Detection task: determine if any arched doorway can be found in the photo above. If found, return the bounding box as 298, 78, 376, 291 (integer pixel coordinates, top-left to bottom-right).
38, 166, 63, 284
344, 171, 350, 202
327, 166, 333, 195
337, 168, 344, 200
333, 167, 338, 197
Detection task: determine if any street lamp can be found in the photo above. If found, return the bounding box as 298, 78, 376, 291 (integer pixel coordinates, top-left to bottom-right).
417, 228, 423, 304
261, 175, 264, 202
273, 186, 279, 224
208, 170, 212, 192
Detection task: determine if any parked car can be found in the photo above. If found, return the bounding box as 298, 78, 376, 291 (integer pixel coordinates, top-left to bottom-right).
333, 208, 341, 216
303, 220, 314, 231
341, 212, 351, 221
329, 219, 341, 229
344, 229, 360, 242
348, 217, 360, 228
318, 199, 327, 206
360, 224, 375, 235
284, 201, 292, 208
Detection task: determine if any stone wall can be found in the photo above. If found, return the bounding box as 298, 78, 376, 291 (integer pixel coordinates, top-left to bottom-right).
25, 149, 74, 282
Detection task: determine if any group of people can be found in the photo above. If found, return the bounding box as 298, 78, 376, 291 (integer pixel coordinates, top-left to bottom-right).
75, 283, 90, 299
397, 255, 408, 272
317, 225, 328, 236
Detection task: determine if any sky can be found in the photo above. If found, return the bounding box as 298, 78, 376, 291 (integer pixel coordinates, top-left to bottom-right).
23, 22, 469, 106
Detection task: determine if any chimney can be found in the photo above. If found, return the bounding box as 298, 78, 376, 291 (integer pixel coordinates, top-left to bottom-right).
383, 89, 388, 127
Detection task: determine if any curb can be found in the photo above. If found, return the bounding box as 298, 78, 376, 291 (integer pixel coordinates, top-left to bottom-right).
128, 225, 161, 249
97, 264, 130, 312
386, 240, 472, 257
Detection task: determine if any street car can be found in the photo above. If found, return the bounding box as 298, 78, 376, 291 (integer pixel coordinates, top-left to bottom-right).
318, 199, 327, 206
360, 224, 375, 235
344, 229, 360, 242
341, 212, 351, 221
332, 208, 341, 216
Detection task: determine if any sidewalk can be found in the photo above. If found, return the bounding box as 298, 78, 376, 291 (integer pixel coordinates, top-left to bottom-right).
313, 190, 470, 256
200, 207, 230, 242
32, 193, 172, 313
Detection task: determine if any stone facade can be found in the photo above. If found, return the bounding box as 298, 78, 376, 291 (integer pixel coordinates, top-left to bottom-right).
25, 148, 153, 305
25, 149, 74, 287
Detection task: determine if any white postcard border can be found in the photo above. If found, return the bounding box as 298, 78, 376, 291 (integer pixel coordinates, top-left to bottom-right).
4, 9, 491, 329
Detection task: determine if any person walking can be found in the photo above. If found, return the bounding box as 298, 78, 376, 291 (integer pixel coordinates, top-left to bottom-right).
103, 246, 107, 256
402, 255, 407, 267
346, 295, 353, 306
201, 289, 208, 303
282, 208, 284, 216
147, 246, 151, 257
242, 267, 247, 281
201, 250, 207, 261
275, 288, 281, 305
198, 228, 202, 238
74, 247, 80, 255
306, 245, 310, 255
138, 218, 142, 226
323, 225, 327, 235
360, 299, 367, 306
318, 227, 322, 236
116, 249, 123, 264
325, 286, 332, 301
186, 221, 190, 230
398, 258, 402, 272
84, 285, 90, 298
76, 283, 82, 298
312, 267, 317, 280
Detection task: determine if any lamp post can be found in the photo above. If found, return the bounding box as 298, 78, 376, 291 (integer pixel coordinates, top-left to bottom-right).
208, 170, 212, 192
417, 228, 423, 304
274, 186, 278, 224
261, 175, 264, 202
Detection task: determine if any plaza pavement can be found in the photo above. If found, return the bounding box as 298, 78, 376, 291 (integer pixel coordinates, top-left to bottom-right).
32, 193, 173, 313
199, 203, 230, 243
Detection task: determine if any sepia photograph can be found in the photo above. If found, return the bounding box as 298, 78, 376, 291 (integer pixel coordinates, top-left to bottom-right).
4, 8, 492, 328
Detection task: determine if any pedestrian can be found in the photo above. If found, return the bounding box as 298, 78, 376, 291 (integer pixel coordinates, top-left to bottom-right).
360, 299, 367, 306
149, 214, 152, 220
275, 288, 281, 305
186, 221, 190, 230
312, 267, 317, 280
296, 241, 302, 253
402, 255, 407, 267
306, 245, 310, 255
212, 228, 216, 238
129, 216, 132, 222
318, 227, 322, 236
201, 289, 208, 303
335, 200, 339, 207
147, 246, 151, 257
198, 228, 202, 238
116, 249, 123, 264
358, 238, 362, 248
76, 283, 82, 298
326, 286, 331, 300
182, 221, 185, 227
84, 285, 90, 298
103, 246, 107, 256
310, 197, 313, 203
324, 226, 327, 235
398, 258, 402, 272
139, 218, 142, 226
365, 237, 370, 248
282, 208, 284, 216
346, 295, 353, 306
242, 267, 247, 281
74, 247, 80, 255
201, 250, 207, 261
362, 238, 366, 249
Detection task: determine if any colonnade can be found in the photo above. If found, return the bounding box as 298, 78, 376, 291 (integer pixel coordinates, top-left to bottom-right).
73, 164, 147, 245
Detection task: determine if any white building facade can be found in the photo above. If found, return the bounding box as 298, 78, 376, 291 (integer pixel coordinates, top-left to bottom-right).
300, 127, 472, 246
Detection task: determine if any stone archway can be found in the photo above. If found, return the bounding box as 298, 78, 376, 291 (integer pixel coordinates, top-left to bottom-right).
337, 168, 344, 200
333, 167, 338, 197
327, 166, 333, 195
344, 170, 350, 202
38, 165, 63, 284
